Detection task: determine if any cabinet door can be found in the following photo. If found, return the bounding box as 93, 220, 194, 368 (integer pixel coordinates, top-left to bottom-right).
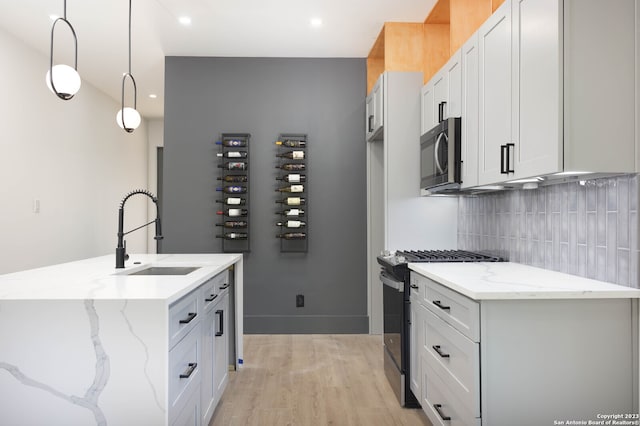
214, 292, 230, 397
421, 81, 435, 135
432, 69, 448, 123
478, 0, 513, 185
445, 50, 462, 119
512, 0, 562, 178
461, 33, 479, 188
200, 307, 216, 425
365, 94, 374, 139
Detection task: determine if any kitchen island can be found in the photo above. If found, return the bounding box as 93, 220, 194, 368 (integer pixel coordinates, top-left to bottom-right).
408, 262, 640, 426
0, 253, 243, 426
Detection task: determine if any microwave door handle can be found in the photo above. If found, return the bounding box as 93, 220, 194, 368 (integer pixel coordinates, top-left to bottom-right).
434, 132, 447, 175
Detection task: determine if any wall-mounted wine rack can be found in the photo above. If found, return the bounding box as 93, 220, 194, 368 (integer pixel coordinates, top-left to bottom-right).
215, 133, 250, 252
275, 133, 308, 253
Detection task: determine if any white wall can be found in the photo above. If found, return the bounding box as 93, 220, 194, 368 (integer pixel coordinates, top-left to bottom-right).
0, 28, 149, 274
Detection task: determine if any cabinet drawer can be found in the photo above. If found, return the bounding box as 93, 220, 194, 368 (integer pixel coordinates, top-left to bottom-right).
409, 272, 425, 300
424, 277, 479, 341
422, 357, 479, 426
169, 322, 201, 418
169, 291, 200, 349
171, 383, 200, 426
200, 270, 229, 312
424, 307, 480, 416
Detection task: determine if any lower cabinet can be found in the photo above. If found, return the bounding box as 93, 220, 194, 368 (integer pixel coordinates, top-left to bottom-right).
410, 271, 636, 425
169, 270, 231, 426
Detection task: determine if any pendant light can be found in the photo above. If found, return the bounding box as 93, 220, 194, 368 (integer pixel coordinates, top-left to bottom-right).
116, 0, 141, 133
46, 0, 81, 100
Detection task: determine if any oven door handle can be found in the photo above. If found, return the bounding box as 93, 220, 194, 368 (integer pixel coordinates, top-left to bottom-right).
379, 271, 404, 292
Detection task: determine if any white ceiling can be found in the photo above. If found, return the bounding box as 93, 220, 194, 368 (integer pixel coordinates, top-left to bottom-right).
0, 0, 436, 119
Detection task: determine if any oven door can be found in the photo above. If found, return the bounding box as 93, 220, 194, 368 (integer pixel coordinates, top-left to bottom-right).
381, 270, 404, 370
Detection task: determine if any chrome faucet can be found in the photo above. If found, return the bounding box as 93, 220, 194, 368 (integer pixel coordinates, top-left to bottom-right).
116, 189, 163, 268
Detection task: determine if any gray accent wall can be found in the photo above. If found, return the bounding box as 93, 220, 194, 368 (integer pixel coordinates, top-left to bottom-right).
163, 57, 367, 333
458, 175, 640, 289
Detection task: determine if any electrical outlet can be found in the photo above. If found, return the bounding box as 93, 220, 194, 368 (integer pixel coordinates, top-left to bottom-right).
296, 294, 304, 307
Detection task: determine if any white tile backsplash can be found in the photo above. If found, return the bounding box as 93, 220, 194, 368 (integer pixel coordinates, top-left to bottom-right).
458, 174, 640, 289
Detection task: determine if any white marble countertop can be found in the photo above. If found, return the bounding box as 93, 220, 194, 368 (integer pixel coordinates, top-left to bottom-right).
0, 253, 242, 304
408, 262, 640, 300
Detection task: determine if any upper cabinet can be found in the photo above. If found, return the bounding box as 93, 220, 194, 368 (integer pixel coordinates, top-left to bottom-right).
366, 77, 384, 141
478, 0, 638, 185
421, 50, 462, 135
460, 33, 479, 188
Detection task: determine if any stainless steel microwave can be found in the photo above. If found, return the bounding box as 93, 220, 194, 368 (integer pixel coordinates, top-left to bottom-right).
420, 117, 462, 194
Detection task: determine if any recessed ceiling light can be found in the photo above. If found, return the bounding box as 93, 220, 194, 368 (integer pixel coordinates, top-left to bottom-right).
149, 94, 157, 99
310, 18, 322, 28
178, 16, 192, 26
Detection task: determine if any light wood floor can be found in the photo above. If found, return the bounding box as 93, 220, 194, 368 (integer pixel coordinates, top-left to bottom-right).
209, 334, 432, 426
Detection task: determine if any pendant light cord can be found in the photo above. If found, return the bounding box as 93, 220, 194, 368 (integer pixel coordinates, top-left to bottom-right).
128, 0, 132, 74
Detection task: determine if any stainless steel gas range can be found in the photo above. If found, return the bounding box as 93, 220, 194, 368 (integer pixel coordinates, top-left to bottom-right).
376, 250, 505, 407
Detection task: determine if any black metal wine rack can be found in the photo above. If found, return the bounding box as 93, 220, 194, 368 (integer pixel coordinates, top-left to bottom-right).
216, 133, 250, 252
275, 133, 308, 253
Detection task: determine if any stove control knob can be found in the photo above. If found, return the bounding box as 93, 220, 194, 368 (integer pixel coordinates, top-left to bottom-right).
381, 250, 391, 257
397, 256, 406, 264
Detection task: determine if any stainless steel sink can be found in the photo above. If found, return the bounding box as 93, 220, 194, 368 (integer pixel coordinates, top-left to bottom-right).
125, 266, 201, 276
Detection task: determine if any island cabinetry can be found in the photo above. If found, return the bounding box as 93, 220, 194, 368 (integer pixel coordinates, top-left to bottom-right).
410, 269, 637, 425
200, 270, 229, 426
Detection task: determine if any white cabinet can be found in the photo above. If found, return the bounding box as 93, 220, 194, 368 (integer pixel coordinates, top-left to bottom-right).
421, 51, 462, 136
477, 0, 637, 185
478, 0, 561, 184
213, 290, 230, 400
366, 76, 384, 141
168, 269, 232, 426
420, 82, 435, 135
200, 271, 229, 426
477, 0, 513, 184
460, 33, 479, 188
411, 271, 636, 425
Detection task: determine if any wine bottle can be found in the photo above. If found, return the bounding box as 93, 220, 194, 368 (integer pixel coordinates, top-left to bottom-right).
217, 175, 247, 183
216, 221, 248, 228
216, 151, 248, 158
276, 232, 306, 240
275, 197, 305, 206
276, 163, 305, 171
276, 140, 306, 148
218, 162, 247, 171
216, 208, 248, 217
276, 220, 306, 228
275, 208, 305, 217
216, 139, 246, 147
275, 185, 304, 193
216, 232, 248, 240
275, 150, 304, 160
216, 186, 247, 194
216, 197, 246, 206
275, 174, 305, 183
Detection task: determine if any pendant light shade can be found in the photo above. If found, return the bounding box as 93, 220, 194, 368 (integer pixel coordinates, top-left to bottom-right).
47, 1, 81, 100
46, 64, 81, 99
117, 0, 141, 133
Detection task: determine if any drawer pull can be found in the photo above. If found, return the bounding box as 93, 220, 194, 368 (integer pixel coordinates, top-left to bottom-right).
410, 284, 419, 290
432, 345, 450, 358
179, 362, 197, 379
432, 300, 451, 311
433, 404, 451, 421
215, 309, 224, 337
219, 283, 230, 290
205, 294, 218, 302
179, 312, 197, 324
